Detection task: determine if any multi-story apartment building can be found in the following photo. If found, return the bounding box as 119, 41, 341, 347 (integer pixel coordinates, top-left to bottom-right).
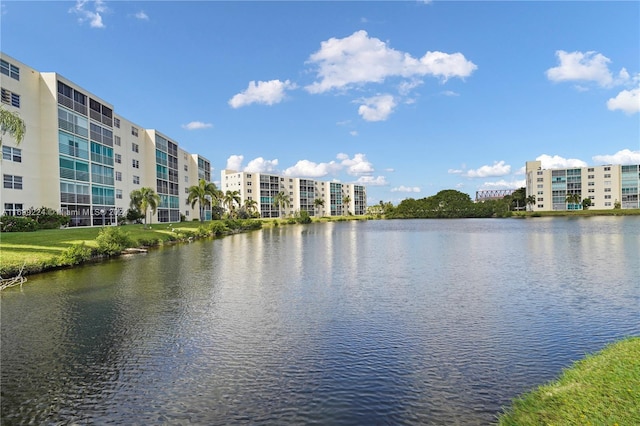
221, 169, 367, 218
526, 160, 640, 211
1, 52, 211, 225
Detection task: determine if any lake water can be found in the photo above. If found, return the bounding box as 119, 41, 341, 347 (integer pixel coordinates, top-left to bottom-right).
1, 217, 639, 425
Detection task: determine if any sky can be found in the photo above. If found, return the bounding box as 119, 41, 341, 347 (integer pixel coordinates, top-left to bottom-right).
1, 1, 639, 204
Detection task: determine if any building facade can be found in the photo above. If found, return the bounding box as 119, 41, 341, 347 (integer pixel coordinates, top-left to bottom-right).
221, 169, 367, 218
1, 52, 211, 225
526, 160, 640, 211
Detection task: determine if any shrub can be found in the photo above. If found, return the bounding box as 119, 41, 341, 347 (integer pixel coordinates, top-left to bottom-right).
0, 215, 38, 232
136, 237, 159, 247
25, 206, 70, 229
209, 221, 228, 236
96, 226, 133, 256
58, 242, 95, 265
292, 210, 312, 224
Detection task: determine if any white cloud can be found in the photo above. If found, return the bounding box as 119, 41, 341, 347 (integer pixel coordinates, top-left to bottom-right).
182, 121, 213, 130
229, 79, 296, 108
592, 149, 640, 165
546, 50, 617, 87
607, 87, 640, 114
283, 159, 340, 178
349, 131, 359, 136
391, 186, 421, 193
479, 179, 526, 190
225, 155, 244, 171
463, 161, 511, 178
305, 30, 476, 94
356, 175, 388, 186
135, 11, 149, 20
440, 90, 460, 97
340, 153, 374, 175
357, 94, 397, 122
245, 157, 279, 173
69, 0, 107, 28
536, 154, 587, 169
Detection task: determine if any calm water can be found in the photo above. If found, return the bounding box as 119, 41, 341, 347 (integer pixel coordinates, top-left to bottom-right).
1, 217, 639, 425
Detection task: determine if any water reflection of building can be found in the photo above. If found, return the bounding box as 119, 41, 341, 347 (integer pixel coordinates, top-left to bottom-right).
526, 160, 640, 211
221, 169, 367, 218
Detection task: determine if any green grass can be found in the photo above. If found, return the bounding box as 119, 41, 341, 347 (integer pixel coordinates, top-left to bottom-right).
0, 221, 213, 277
498, 337, 640, 425
513, 208, 640, 217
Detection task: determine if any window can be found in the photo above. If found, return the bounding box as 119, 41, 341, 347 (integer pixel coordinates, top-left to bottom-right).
132, 159, 139, 168
132, 142, 139, 153
588, 175, 594, 179
604, 166, 611, 171
116, 171, 122, 181
588, 182, 595, 186
537, 178, 543, 182
3, 203, 23, 216
588, 189, 595, 193
1, 88, 20, 107
114, 135, 121, 146
3, 174, 23, 189
114, 117, 120, 128
604, 174, 611, 178
131, 126, 139, 137
115, 153, 121, 164
2, 146, 21, 162
605, 195, 612, 199
116, 189, 123, 199
588, 168, 594, 172
1, 59, 19, 80
604, 188, 611, 192
184, 165, 188, 171
605, 202, 612, 206
133, 175, 140, 185
184, 175, 188, 182
247, 188, 252, 193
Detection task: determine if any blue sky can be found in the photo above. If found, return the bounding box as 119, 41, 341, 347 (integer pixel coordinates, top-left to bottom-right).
2, 1, 639, 204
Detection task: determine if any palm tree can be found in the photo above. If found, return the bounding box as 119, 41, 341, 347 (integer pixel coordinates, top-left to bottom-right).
0, 105, 26, 146
273, 191, 291, 218
566, 193, 581, 210
187, 179, 219, 222
244, 198, 258, 216
314, 198, 324, 216
526, 195, 537, 212
130, 187, 160, 227
342, 195, 351, 215
224, 190, 241, 218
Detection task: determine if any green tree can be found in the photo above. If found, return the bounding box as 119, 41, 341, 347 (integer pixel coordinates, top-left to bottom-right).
223, 190, 241, 218
187, 179, 219, 222
244, 198, 258, 216
566, 193, 581, 209
526, 195, 537, 212
342, 195, 351, 215
0, 105, 26, 146
314, 198, 325, 216
130, 187, 160, 228
273, 191, 291, 218
582, 197, 592, 210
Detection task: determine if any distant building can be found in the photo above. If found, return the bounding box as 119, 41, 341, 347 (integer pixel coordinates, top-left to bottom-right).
525, 160, 640, 211
1, 52, 213, 225
221, 170, 367, 218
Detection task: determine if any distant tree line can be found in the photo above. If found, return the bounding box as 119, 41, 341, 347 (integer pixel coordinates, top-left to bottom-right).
385, 189, 519, 219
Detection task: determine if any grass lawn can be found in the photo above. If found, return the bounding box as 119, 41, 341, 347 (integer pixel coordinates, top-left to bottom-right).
513, 208, 640, 217
0, 221, 206, 276
498, 337, 640, 425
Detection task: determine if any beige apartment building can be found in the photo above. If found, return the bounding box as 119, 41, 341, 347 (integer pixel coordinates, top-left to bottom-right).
221, 169, 367, 218
526, 160, 640, 211
1, 52, 211, 226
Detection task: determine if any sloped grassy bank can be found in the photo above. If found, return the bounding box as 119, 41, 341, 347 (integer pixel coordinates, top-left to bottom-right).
497, 336, 640, 425
0, 219, 263, 278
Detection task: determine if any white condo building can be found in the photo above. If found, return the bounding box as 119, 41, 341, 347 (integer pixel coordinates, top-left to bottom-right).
526, 160, 640, 211
221, 169, 367, 218
1, 52, 212, 226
